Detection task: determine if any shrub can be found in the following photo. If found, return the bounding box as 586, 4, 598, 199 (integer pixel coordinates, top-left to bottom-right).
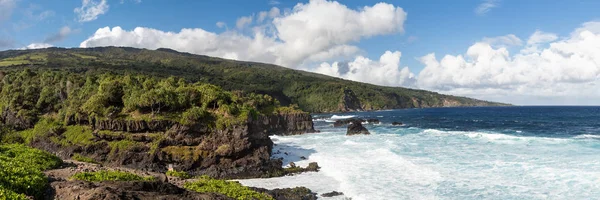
0, 187, 27, 200
165, 170, 191, 179
184, 176, 273, 200
0, 144, 62, 199
71, 170, 155, 182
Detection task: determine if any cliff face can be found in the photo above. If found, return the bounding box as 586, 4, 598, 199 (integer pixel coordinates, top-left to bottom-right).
250, 113, 316, 136
31, 113, 315, 179
0, 108, 35, 130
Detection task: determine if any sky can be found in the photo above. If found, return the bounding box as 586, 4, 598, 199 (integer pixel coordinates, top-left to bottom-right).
1, 0, 600, 105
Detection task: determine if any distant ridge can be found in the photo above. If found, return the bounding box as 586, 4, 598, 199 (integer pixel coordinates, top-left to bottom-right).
0, 47, 510, 112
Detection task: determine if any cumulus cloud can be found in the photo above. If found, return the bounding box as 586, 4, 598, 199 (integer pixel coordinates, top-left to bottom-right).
416, 21, 600, 105
316, 51, 415, 87
482, 34, 522, 47
475, 0, 498, 16
24, 43, 53, 49
43, 26, 77, 43
258, 7, 280, 22
0, 0, 17, 23
74, 0, 109, 22
80, 0, 407, 69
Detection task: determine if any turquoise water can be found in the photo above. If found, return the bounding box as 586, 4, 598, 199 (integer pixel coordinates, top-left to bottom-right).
244, 107, 600, 199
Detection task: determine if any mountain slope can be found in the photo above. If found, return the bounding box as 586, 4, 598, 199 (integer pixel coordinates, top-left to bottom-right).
0, 47, 509, 112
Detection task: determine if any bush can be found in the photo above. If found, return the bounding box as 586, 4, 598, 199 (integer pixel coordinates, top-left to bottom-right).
184, 176, 273, 200
0, 144, 62, 199
165, 170, 191, 179
0, 187, 28, 200
71, 170, 155, 182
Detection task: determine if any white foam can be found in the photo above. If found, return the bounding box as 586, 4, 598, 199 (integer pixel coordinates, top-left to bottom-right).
330, 115, 356, 119
574, 134, 600, 139
242, 126, 600, 199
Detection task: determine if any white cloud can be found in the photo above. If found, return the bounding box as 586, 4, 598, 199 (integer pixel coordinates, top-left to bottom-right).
258, 7, 280, 22
216, 21, 226, 28
74, 0, 109, 22
0, 0, 17, 23
482, 34, 522, 47
475, 0, 498, 16
416, 21, 600, 105
24, 43, 53, 49
44, 26, 77, 43
316, 51, 415, 87
236, 15, 253, 29
527, 30, 558, 45
80, 0, 407, 69
269, 0, 280, 5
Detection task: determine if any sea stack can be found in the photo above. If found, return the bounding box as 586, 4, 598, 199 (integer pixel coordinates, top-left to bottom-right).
346, 121, 370, 135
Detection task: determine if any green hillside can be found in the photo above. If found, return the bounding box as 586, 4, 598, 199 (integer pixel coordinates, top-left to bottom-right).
0, 47, 508, 113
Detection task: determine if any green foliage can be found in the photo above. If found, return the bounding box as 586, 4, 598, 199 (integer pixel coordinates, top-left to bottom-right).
0, 47, 505, 116
16, 118, 62, 144
180, 106, 210, 125
0, 187, 28, 200
72, 153, 97, 164
184, 176, 273, 200
165, 170, 191, 179
0, 144, 62, 199
70, 170, 155, 182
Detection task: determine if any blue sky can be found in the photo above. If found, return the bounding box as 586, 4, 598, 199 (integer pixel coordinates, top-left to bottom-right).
1, 0, 600, 105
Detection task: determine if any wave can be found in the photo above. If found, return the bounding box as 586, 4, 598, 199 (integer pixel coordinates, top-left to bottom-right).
330, 115, 356, 119
573, 134, 600, 139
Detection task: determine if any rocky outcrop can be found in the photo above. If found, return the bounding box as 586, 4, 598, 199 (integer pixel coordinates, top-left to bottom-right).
250, 113, 316, 136
250, 187, 317, 200
338, 89, 362, 112
94, 119, 175, 133
334, 118, 379, 127
321, 191, 344, 197
347, 121, 370, 135
47, 181, 230, 200
392, 122, 404, 126
32, 113, 317, 179
0, 108, 34, 130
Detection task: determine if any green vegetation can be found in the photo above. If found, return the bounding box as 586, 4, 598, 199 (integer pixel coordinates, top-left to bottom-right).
0, 47, 506, 114
0, 187, 28, 200
184, 176, 273, 200
70, 170, 155, 182
0, 67, 297, 133
72, 153, 97, 164
0, 144, 62, 199
165, 170, 191, 179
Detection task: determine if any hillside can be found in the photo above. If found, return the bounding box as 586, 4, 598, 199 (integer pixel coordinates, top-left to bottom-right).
0, 47, 508, 113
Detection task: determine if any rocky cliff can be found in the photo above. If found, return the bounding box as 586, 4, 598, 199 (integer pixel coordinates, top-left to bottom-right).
31, 113, 315, 179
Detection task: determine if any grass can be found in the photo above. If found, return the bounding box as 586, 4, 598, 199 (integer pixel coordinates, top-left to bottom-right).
107, 139, 144, 155
70, 170, 155, 182
165, 170, 191, 179
161, 146, 201, 161
71, 153, 97, 164
184, 176, 273, 200
0, 144, 62, 199
16, 118, 62, 144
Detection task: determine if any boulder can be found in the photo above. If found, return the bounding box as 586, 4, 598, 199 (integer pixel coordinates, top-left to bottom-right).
322, 191, 344, 197
392, 122, 404, 126
251, 187, 317, 200
347, 121, 370, 135
305, 162, 320, 172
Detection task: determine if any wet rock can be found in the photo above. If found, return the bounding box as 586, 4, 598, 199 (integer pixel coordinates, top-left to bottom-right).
347, 121, 370, 135
300, 156, 307, 160
321, 191, 344, 197
251, 187, 317, 200
47, 180, 230, 200
305, 162, 320, 172
392, 122, 404, 126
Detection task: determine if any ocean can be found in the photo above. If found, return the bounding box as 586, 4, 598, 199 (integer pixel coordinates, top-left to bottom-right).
239, 106, 600, 200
